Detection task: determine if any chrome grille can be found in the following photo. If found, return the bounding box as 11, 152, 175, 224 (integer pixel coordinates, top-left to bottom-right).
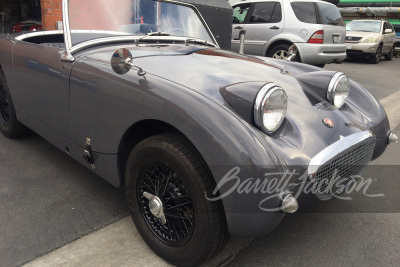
313, 138, 375, 200
345, 36, 362, 42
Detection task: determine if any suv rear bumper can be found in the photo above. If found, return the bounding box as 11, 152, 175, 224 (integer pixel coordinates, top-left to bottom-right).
296, 43, 347, 65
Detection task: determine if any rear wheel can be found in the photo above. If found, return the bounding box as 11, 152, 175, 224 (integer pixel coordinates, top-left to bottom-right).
385, 44, 395, 61
125, 134, 228, 266
268, 44, 299, 61
370, 45, 382, 64
0, 71, 26, 138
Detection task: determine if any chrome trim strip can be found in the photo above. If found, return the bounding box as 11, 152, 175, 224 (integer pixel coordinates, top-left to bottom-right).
61, 0, 74, 62
308, 131, 374, 178
69, 35, 217, 55
15, 30, 63, 41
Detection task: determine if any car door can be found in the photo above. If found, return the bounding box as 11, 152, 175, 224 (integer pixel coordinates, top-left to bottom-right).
383, 22, 396, 52
231, 3, 251, 52
10, 41, 71, 138
238, 1, 284, 56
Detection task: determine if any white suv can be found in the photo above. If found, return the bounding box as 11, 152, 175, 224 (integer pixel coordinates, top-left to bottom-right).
231, 0, 347, 66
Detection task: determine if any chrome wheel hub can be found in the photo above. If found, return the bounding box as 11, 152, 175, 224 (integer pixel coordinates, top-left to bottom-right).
273, 50, 288, 60
137, 163, 195, 246
143, 192, 167, 224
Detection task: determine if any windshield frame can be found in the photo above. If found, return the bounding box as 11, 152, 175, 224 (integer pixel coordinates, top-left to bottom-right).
61, 0, 219, 62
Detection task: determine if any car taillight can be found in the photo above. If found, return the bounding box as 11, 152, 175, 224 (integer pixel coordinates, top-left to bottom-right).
308, 30, 324, 44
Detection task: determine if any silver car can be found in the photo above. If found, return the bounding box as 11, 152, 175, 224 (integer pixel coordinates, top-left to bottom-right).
231, 0, 347, 67
345, 19, 397, 64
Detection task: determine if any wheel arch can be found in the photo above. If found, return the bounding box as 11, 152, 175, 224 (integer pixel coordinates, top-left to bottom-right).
118, 119, 185, 185
117, 119, 222, 192
264, 39, 293, 57
117, 118, 229, 227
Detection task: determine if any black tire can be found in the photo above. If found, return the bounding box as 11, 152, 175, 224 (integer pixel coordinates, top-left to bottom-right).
0, 71, 26, 138
315, 64, 326, 68
370, 45, 382, 64
268, 44, 299, 61
385, 45, 395, 61
125, 134, 229, 266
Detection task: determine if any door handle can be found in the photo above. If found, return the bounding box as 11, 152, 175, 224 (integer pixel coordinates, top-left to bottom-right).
235, 26, 243, 30
270, 26, 280, 30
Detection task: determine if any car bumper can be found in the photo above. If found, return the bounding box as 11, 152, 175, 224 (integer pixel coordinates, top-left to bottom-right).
295, 43, 347, 65
395, 40, 400, 52
345, 42, 378, 55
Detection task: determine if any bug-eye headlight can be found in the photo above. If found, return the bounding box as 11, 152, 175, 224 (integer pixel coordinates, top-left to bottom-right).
327, 72, 349, 109
254, 83, 288, 134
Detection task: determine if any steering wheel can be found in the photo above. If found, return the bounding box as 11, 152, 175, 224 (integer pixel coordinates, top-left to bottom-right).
233, 17, 241, 24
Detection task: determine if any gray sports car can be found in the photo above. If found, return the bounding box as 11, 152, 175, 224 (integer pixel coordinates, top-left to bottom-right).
0, 0, 397, 266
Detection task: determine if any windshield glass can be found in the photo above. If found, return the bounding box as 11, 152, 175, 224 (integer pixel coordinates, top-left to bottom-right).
346, 21, 381, 33
316, 2, 345, 26
68, 0, 215, 46
291, 2, 344, 26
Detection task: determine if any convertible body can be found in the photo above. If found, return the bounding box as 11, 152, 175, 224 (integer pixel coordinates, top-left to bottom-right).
0, 0, 396, 265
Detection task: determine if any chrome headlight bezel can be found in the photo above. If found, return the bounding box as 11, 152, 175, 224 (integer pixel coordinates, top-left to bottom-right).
327, 72, 350, 109
254, 83, 288, 134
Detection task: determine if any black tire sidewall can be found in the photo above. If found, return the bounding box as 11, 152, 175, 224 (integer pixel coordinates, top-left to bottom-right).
370, 45, 382, 64
385, 45, 394, 61
0, 73, 18, 136
125, 135, 219, 266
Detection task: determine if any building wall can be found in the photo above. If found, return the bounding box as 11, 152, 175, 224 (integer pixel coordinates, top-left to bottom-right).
40, 0, 62, 30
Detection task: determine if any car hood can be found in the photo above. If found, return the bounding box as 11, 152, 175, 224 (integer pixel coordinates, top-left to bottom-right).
79, 45, 370, 165
346, 31, 381, 38
132, 47, 365, 159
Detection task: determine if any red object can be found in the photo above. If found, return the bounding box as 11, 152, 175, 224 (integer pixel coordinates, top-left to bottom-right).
12, 22, 43, 33
308, 30, 324, 44
323, 118, 335, 128
140, 16, 144, 24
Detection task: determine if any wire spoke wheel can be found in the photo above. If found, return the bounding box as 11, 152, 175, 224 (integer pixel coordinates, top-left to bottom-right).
137, 162, 195, 247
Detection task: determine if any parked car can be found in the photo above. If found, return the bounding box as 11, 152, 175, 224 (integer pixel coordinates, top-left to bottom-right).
11, 21, 42, 33
345, 19, 397, 63
0, 0, 397, 266
394, 24, 400, 56
231, 0, 347, 67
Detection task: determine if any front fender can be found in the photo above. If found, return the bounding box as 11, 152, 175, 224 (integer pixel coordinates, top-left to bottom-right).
69, 59, 285, 237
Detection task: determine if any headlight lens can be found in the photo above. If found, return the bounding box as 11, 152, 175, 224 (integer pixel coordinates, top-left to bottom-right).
327, 72, 350, 109
362, 36, 379, 43
254, 84, 288, 134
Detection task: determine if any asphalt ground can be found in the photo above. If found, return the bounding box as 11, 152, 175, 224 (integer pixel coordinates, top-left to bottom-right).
1, 56, 399, 267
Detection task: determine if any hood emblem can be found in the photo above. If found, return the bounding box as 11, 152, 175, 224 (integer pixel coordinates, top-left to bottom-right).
323, 118, 335, 128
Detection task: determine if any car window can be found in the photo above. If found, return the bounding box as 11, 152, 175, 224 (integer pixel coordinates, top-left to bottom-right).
346, 21, 381, 33
249, 2, 282, 23
233, 4, 250, 24
384, 22, 393, 33
291, 2, 317, 24
383, 23, 387, 33
316, 2, 345, 26
394, 25, 400, 36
